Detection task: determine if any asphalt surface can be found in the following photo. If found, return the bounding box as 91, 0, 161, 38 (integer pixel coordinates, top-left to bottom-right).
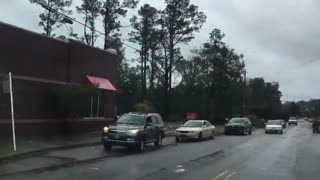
1, 120, 319, 180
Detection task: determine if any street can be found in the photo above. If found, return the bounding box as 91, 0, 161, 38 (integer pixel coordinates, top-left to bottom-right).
1, 120, 319, 180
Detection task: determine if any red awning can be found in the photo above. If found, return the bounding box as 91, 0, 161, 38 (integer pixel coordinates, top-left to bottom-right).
86, 75, 118, 92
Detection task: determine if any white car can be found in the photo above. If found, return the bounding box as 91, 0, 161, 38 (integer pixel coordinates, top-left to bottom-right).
265, 120, 284, 134
175, 120, 215, 141
288, 117, 298, 126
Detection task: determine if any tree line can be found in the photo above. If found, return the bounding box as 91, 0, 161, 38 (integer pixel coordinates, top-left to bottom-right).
30, 0, 287, 123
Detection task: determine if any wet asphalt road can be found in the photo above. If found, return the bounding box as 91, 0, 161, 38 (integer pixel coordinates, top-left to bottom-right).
2, 120, 319, 180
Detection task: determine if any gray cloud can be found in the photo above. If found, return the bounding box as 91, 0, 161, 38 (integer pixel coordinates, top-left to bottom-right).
1, 0, 320, 101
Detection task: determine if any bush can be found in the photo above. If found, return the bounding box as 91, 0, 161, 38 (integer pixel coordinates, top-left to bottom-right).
133, 100, 156, 113
248, 115, 265, 128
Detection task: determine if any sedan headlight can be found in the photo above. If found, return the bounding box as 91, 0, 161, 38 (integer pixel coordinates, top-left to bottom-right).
103, 127, 109, 133
128, 129, 140, 136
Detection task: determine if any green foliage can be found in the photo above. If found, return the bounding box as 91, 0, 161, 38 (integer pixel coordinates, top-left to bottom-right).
133, 100, 156, 113
246, 78, 282, 119
117, 63, 141, 114
297, 99, 320, 117
29, 0, 73, 37
158, 0, 207, 115
129, 4, 159, 98
248, 115, 265, 128
76, 0, 102, 46
173, 29, 245, 123
100, 0, 139, 49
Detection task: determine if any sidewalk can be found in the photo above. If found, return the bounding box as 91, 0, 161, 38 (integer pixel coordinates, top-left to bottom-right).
0, 136, 176, 176
0, 132, 102, 161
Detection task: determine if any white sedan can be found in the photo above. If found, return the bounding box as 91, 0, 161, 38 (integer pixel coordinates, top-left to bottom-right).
175, 120, 215, 141
265, 120, 284, 134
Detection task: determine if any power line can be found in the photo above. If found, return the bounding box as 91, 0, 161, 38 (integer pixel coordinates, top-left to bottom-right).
34, 0, 139, 52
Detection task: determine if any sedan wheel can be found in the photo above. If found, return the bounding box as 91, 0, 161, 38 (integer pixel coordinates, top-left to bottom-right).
243, 129, 247, 135
210, 131, 214, 139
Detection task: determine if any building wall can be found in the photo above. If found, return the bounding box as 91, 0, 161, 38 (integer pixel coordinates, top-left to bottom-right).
0, 22, 119, 121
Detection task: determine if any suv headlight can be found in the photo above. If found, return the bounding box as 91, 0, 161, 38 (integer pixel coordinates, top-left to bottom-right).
128, 129, 140, 136
103, 127, 109, 133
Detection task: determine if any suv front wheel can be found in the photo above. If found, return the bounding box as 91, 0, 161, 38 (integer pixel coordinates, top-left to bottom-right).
155, 134, 162, 148
136, 138, 145, 152
104, 143, 112, 151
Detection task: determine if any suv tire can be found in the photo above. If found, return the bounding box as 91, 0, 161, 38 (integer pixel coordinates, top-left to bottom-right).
104, 143, 112, 151
136, 138, 145, 152
155, 134, 162, 148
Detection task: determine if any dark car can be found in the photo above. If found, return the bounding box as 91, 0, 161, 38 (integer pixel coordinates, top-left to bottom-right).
224, 117, 252, 135
312, 119, 320, 133
102, 113, 165, 152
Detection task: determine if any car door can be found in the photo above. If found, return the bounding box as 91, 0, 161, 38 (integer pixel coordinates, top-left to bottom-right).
205, 121, 214, 136
151, 116, 160, 138
202, 121, 210, 138
145, 116, 156, 142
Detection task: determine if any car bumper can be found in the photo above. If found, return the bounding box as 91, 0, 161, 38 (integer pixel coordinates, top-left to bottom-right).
224, 127, 245, 134
288, 122, 297, 125
102, 134, 141, 146
265, 129, 282, 133
175, 132, 198, 140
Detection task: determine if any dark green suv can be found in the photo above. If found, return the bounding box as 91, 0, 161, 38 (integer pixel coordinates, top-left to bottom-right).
102, 113, 165, 152
224, 117, 252, 135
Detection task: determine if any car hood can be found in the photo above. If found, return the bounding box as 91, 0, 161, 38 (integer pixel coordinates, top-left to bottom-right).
266, 125, 282, 129
176, 127, 202, 131
109, 124, 144, 131
226, 123, 244, 126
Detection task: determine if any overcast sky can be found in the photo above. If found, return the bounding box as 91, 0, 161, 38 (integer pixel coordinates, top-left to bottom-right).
1, 0, 320, 101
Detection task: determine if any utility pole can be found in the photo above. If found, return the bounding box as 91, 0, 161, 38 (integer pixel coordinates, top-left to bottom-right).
243, 70, 247, 116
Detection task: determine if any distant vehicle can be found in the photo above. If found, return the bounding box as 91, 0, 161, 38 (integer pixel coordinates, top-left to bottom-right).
224, 117, 252, 135
265, 120, 284, 134
312, 119, 320, 133
175, 120, 215, 141
102, 113, 165, 152
288, 117, 298, 126
280, 119, 287, 129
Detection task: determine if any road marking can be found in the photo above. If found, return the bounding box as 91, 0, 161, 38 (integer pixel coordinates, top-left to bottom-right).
225, 172, 236, 180
211, 170, 229, 180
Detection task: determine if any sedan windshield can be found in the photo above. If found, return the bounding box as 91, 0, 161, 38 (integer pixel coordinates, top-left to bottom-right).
117, 114, 145, 125
267, 120, 282, 125
229, 118, 245, 123
183, 121, 203, 127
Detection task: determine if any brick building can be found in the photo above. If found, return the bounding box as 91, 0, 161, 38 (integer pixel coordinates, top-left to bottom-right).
0, 22, 120, 135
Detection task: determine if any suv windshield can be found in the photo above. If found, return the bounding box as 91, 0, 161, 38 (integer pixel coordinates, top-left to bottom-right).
117, 114, 145, 125
183, 121, 203, 127
229, 118, 245, 123
267, 120, 281, 125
